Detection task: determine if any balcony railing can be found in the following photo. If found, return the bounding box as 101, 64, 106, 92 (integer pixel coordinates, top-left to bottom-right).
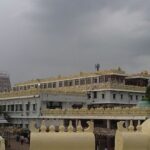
42, 107, 150, 117
0, 82, 146, 99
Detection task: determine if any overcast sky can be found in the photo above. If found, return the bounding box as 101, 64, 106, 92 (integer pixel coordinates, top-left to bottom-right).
0, 0, 150, 84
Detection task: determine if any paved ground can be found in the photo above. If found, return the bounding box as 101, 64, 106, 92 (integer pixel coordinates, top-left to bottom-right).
6, 138, 29, 150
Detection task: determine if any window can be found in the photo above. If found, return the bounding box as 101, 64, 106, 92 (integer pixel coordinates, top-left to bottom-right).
19, 104, 23, 111
68, 80, 73, 86
129, 95, 133, 100
136, 95, 138, 100
93, 91, 97, 99
52, 82, 56, 88
93, 77, 98, 83
87, 93, 91, 99
40, 84, 43, 89
121, 94, 123, 99
59, 81, 63, 87
11, 105, 14, 111
102, 94, 105, 99
1, 105, 6, 112
64, 81, 68, 86
46, 102, 62, 109
43, 83, 47, 89
35, 84, 38, 88
3, 105, 6, 111
0, 106, 2, 112
99, 76, 104, 83
72, 104, 83, 109
75, 79, 79, 86
48, 83, 52, 88
33, 104, 36, 111
16, 105, 18, 111
26, 103, 30, 111
8, 105, 11, 111
13, 87, 16, 91
86, 78, 91, 84
80, 79, 85, 85
113, 94, 116, 99
20, 86, 23, 90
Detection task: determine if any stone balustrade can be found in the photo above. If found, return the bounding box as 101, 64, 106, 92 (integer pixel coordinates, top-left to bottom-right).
0, 82, 146, 98
0, 88, 39, 99
86, 82, 146, 92
42, 107, 150, 117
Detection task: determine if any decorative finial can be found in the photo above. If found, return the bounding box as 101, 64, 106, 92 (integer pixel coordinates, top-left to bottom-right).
29, 121, 38, 132
49, 125, 55, 132
59, 123, 65, 132
117, 121, 127, 132
77, 120, 83, 132
68, 121, 74, 132
84, 121, 94, 132
136, 120, 142, 132
40, 120, 46, 132
128, 120, 134, 132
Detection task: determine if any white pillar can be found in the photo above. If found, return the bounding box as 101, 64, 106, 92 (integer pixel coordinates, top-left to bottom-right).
125, 120, 129, 128
107, 120, 110, 129
23, 102, 26, 116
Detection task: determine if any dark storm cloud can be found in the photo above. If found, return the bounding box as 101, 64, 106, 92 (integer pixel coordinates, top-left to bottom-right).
0, 0, 150, 84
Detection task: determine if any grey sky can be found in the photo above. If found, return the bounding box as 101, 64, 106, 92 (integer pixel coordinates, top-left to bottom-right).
0, 0, 150, 84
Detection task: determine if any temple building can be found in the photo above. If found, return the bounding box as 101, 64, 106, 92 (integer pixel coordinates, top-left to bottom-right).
0, 68, 149, 149
0, 68, 148, 126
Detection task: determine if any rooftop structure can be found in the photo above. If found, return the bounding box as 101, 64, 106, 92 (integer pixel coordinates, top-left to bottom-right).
15, 67, 127, 86
0, 67, 148, 96
0, 73, 11, 92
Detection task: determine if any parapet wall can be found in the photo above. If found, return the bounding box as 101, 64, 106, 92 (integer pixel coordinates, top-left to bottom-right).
29, 120, 95, 150
115, 119, 150, 150
42, 107, 150, 117
0, 137, 5, 150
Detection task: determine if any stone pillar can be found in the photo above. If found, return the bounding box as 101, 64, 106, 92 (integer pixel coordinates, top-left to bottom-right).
14, 104, 16, 112
97, 76, 99, 83
125, 120, 129, 128
29, 102, 33, 115
23, 103, 26, 116
6, 104, 8, 112
36, 99, 41, 116
107, 120, 110, 129
75, 120, 78, 129
23, 122, 26, 128
106, 120, 112, 150
138, 120, 141, 125
96, 142, 99, 150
